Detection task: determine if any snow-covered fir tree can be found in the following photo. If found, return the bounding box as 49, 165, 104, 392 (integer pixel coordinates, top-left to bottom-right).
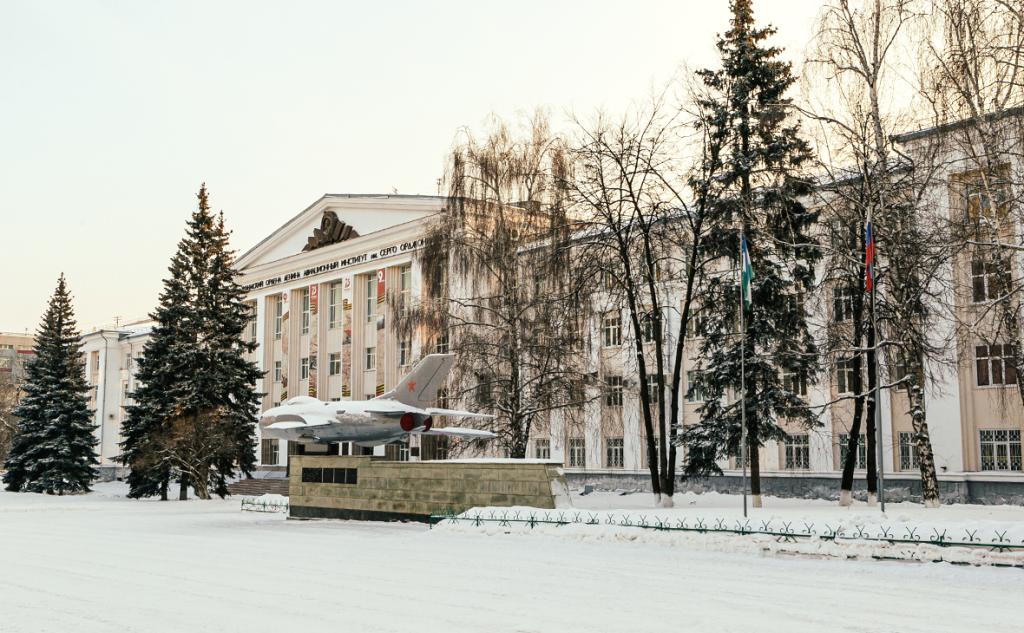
682, 0, 820, 507
121, 184, 260, 500
3, 274, 98, 494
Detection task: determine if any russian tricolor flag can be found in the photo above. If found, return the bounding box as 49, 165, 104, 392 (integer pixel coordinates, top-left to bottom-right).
865, 221, 875, 292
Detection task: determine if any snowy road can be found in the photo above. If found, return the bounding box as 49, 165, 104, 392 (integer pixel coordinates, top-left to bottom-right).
1, 485, 1021, 633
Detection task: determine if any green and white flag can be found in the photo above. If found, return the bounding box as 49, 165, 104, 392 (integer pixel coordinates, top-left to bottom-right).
740, 233, 753, 311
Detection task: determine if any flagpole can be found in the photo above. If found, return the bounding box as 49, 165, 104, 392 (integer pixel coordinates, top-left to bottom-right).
739, 232, 748, 519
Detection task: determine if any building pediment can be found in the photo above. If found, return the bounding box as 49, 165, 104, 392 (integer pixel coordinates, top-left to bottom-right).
237, 194, 444, 270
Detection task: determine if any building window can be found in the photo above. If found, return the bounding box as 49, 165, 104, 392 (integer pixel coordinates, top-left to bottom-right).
898, 432, 920, 471
836, 358, 857, 394
329, 352, 341, 376
645, 374, 662, 404
300, 288, 310, 335
787, 291, 806, 317
300, 357, 309, 380
640, 312, 656, 343
605, 437, 624, 468
971, 255, 1010, 303
124, 353, 132, 370
604, 376, 623, 407
976, 343, 1017, 386
568, 438, 585, 468
274, 297, 283, 340
328, 282, 342, 329
833, 286, 854, 323
399, 340, 412, 367
261, 439, 279, 465
365, 346, 376, 371
365, 276, 376, 322
602, 312, 621, 347
784, 434, 810, 470
685, 370, 706, 403
273, 361, 282, 383
965, 178, 1008, 224
534, 438, 550, 460
783, 368, 808, 397
685, 307, 706, 339
399, 264, 412, 311
838, 433, 866, 469
435, 334, 448, 354
979, 429, 1022, 471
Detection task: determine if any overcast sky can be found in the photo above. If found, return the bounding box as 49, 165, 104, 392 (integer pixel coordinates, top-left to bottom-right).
0, 0, 825, 333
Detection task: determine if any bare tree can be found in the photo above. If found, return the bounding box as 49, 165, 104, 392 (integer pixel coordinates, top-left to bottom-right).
923, 0, 1024, 414
808, 0, 946, 506
397, 113, 592, 459
568, 89, 718, 507
0, 369, 20, 465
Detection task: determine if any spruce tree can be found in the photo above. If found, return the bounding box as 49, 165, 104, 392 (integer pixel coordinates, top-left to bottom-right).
3, 274, 98, 494
121, 184, 260, 499
682, 0, 820, 506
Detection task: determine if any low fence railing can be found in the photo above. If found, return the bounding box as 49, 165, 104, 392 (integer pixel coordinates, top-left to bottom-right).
240, 497, 289, 513
429, 509, 1024, 553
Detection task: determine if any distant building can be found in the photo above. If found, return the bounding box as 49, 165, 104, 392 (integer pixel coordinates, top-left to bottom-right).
0, 332, 35, 388
80, 321, 152, 472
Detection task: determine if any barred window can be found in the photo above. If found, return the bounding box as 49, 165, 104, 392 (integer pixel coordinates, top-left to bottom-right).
976, 343, 1017, 386
605, 437, 624, 468
328, 352, 341, 376
833, 286, 855, 322
568, 438, 586, 468
836, 358, 858, 394
979, 429, 1022, 471
838, 433, 866, 469
898, 432, 920, 471
328, 281, 343, 329
604, 376, 623, 407
784, 434, 810, 470
685, 370, 706, 403
534, 438, 550, 460
602, 312, 622, 347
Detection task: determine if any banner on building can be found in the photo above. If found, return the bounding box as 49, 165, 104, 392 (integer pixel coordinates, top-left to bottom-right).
341, 276, 353, 398
280, 291, 289, 402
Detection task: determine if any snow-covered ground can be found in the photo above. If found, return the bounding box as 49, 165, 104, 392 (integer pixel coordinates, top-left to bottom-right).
1, 483, 1022, 633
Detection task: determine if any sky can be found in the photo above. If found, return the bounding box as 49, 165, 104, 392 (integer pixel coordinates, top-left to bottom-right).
0, 0, 826, 334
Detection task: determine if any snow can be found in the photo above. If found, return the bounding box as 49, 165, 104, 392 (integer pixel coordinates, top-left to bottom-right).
1, 483, 1022, 632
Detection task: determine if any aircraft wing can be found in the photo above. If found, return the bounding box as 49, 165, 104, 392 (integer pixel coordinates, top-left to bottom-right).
421, 427, 498, 439
425, 408, 495, 419
266, 412, 335, 429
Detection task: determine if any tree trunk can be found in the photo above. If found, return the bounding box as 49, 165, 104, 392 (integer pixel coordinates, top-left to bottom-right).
178, 474, 189, 501
840, 396, 865, 506
749, 423, 762, 508
909, 384, 941, 507
160, 475, 168, 501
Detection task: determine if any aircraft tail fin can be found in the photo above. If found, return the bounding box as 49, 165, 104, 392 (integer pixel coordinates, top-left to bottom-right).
378, 353, 454, 407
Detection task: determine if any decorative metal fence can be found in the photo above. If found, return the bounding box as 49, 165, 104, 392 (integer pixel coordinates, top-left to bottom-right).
429, 509, 1024, 554
240, 497, 290, 513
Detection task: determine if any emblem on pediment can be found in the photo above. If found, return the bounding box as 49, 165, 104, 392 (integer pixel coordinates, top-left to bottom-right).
303, 211, 359, 252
